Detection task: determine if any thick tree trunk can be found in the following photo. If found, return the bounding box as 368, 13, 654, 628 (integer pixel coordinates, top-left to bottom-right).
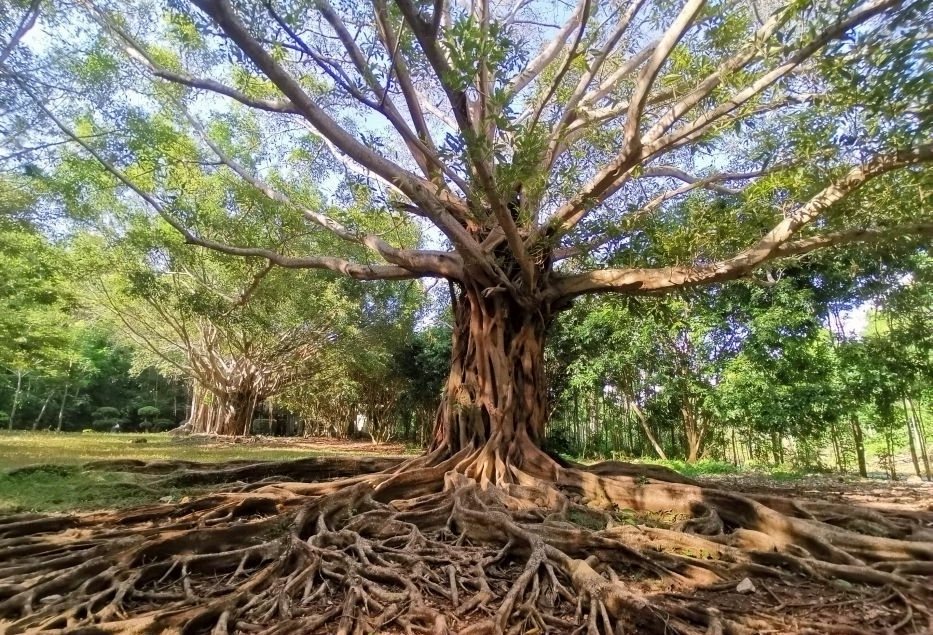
189, 384, 258, 436
682, 402, 703, 462
429, 285, 550, 472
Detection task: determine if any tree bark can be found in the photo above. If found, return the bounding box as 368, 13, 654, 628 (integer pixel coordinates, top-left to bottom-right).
429, 285, 551, 472
903, 397, 922, 479
189, 384, 259, 436
32, 391, 53, 430
8, 370, 23, 430
849, 415, 868, 477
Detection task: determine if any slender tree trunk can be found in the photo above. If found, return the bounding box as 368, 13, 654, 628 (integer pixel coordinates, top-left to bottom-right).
731, 427, 738, 465
885, 430, 897, 480
56, 382, 69, 432
630, 400, 666, 459
829, 418, 843, 472
429, 286, 551, 473
770, 430, 783, 465
8, 370, 23, 430
903, 397, 922, 479
849, 415, 868, 477
907, 398, 931, 480
32, 391, 54, 430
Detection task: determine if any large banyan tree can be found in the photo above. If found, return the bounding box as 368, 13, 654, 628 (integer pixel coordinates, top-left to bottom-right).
1, 0, 932, 633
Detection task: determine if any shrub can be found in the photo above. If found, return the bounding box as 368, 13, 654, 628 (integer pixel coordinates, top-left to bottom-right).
153, 418, 175, 432
91, 418, 122, 432
137, 406, 160, 420
251, 418, 273, 435
92, 407, 121, 420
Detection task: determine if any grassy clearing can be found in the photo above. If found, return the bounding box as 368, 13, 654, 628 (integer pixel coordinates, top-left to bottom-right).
0, 431, 400, 514
0, 431, 352, 468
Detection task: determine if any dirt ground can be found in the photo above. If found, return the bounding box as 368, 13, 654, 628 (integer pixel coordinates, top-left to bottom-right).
705, 472, 933, 515
687, 473, 933, 634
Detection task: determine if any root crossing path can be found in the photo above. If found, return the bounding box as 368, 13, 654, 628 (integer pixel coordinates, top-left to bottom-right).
1, 448, 931, 635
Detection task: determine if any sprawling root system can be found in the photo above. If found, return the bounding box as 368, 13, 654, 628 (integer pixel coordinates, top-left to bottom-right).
1, 447, 931, 635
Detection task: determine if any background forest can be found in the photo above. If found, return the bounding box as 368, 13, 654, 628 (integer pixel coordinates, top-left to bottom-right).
3, 171, 930, 478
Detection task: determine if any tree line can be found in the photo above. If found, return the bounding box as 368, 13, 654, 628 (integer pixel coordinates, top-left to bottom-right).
3, 172, 930, 477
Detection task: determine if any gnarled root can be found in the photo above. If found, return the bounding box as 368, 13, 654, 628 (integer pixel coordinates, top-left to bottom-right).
1, 448, 930, 635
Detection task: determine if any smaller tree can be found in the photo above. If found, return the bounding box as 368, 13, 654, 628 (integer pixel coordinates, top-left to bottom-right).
136, 405, 160, 431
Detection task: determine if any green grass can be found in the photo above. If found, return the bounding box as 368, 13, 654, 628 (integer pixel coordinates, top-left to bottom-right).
634, 458, 742, 478
0, 431, 398, 514
0, 431, 349, 468
0, 464, 199, 514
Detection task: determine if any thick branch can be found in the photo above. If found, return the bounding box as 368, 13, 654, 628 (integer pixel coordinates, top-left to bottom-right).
549, 0, 897, 236
551, 145, 933, 298
623, 0, 706, 152
0, 0, 41, 66
186, 111, 463, 279
191, 0, 482, 260
22, 84, 424, 282
504, 0, 589, 99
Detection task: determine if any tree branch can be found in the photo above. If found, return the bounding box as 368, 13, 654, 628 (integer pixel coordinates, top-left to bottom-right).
191, 0, 489, 265
504, 0, 589, 99
0, 0, 41, 66
185, 110, 463, 279
21, 81, 428, 282
551, 144, 933, 299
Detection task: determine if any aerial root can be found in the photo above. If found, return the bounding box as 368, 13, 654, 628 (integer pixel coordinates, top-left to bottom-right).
0, 451, 931, 634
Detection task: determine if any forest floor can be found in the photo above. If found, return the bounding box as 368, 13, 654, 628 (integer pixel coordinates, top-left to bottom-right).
1, 434, 931, 634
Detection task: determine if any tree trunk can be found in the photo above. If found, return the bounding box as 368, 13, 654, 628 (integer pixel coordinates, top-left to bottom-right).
32, 391, 53, 430
189, 384, 258, 436
8, 370, 23, 430
682, 402, 702, 462
429, 286, 550, 472
849, 415, 868, 477
630, 400, 666, 459
770, 430, 784, 465
908, 398, 931, 480
903, 397, 922, 479
828, 417, 843, 472
56, 381, 69, 432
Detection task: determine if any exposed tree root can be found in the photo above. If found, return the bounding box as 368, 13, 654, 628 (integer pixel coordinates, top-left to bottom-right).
80, 455, 407, 486
1, 448, 931, 635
